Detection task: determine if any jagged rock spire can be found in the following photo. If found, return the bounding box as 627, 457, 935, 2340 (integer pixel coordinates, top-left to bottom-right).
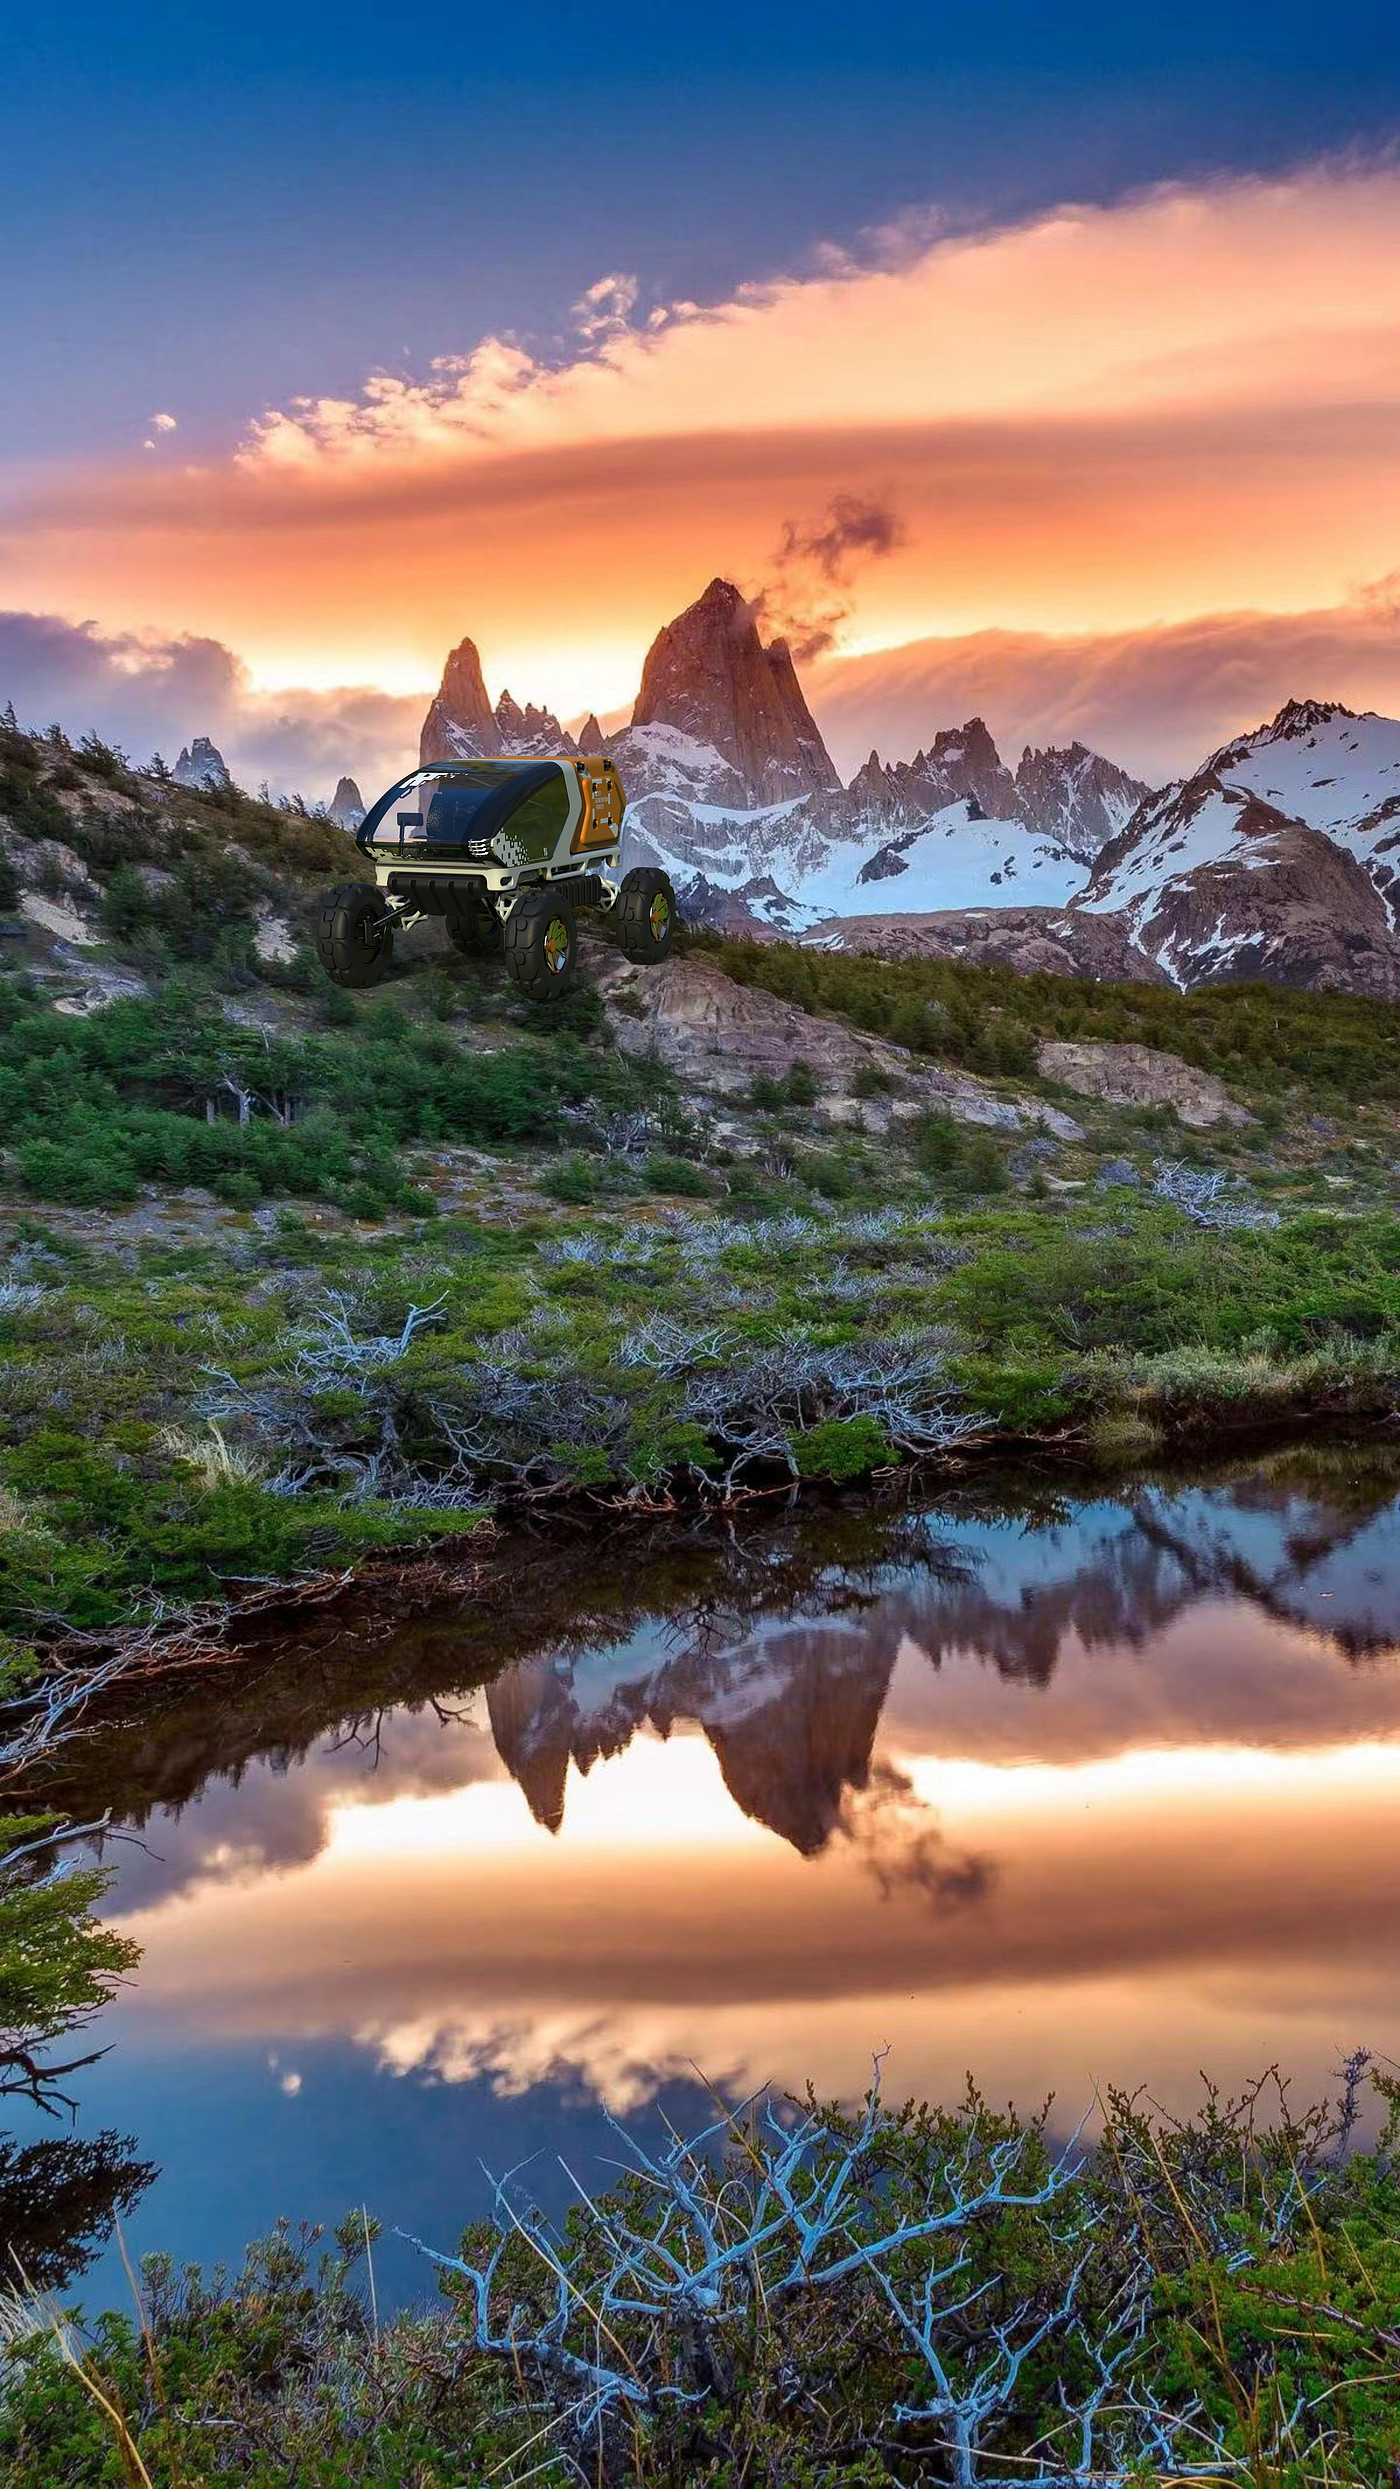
421, 636, 502, 764
630, 577, 839, 803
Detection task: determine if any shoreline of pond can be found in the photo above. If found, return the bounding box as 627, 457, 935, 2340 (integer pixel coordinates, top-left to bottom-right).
7, 1405, 1400, 1794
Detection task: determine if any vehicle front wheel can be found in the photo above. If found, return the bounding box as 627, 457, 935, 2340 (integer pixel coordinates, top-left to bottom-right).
615, 867, 676, 965
503, 891, 578, 998
316, 882, 393, 987
446, 901, 503, 956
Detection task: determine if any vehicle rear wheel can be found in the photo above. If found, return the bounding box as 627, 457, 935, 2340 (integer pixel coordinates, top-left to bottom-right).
446, 901, 503, 956
615, 867, 676, 965
503, 890, 578, 998
316, 882, 393, 988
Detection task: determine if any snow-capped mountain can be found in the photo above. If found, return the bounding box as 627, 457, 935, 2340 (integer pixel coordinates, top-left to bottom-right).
1078, 700, 1400, 990
626, 576, 837, 806
418, 582, 1148, 932
415, 592, 1400, 991
173, 735, 230, 792
1013, 740, 1147, 864
606, 587, 1144, 928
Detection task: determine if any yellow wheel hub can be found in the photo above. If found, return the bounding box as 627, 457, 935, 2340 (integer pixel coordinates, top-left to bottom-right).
544, 916, 570, 974
649, 891, 671, 941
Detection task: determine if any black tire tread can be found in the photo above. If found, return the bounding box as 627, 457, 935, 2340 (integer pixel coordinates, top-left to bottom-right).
446, 903, 503, 956
316, 881, 393, 988
615, 867, 677, 965
503, 891, 578, 999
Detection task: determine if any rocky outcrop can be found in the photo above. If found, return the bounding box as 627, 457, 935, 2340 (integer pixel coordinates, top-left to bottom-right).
629, 577, 839, 803
328, 776, 365, 830
809, 903, 1165, 982
173, 736, 230, 792
1037, 1040, 1254, 1128
1014, 742, 1151, 864
585, 950, 1082, 1137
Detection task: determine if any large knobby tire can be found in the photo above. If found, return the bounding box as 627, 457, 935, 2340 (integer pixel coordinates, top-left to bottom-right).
446, 901, 503, 957
316, 882, 393, 988
615, 867, 676, 965
503, 891, 578, 998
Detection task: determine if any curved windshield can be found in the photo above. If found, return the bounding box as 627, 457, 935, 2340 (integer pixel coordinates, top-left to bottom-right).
361, 763, 559, 854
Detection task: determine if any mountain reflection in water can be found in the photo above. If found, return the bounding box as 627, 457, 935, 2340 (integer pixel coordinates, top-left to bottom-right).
16, 1450, 1400, 2301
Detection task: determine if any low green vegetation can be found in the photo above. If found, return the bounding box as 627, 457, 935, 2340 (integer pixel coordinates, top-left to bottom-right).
0, 975, 666, 1216
5, 712, 1400, 1720
8, 1188, 1400, 1714
697, 926, 1400, 1104
5, 2059, 1400, 2484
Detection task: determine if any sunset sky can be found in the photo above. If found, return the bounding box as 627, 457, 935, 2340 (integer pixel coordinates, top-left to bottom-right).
4, 0, 1400, 792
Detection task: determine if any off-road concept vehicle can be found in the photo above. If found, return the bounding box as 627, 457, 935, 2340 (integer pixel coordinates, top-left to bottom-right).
314, 755, 676, 997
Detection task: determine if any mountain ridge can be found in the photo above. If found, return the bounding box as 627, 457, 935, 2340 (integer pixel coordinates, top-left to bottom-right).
409, 591, 1400, 993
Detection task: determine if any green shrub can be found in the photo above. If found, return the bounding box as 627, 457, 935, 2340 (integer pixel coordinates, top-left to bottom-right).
959, 1130, 1010, 1194
748, 1072, 787, 1111
794, 1148, 857, 1198
911, 1109, 962, 1175
518, 979, 608, 1040
213, 1169, 263, 1211
544, 1151, 603, 1204
696, 928, 1400, 1104
1, 1813, 141, 2114
911, 1111, 1007, 1195
318, 981, 360, 1027
645, 1153, 712, 1196
792, 1414, 893, 1478
0, 850, 20, 915
99, 862, 151, 942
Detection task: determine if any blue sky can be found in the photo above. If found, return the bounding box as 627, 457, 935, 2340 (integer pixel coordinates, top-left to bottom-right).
4, 0, 1398, 462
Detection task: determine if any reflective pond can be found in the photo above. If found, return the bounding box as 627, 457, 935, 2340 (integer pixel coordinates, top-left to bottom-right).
13, 1446, 1400, 2309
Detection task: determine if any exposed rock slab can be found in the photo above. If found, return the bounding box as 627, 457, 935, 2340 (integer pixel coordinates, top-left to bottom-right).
586, 950, 1082, 1136
1038, 1040, 1253, 1129
803, 904, 1164, 983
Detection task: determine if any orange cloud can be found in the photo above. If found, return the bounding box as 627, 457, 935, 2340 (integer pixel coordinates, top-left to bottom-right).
4, 159, 1400, 727
811, 583, 1400, 782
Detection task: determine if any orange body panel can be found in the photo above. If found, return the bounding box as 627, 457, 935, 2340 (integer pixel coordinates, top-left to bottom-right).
571, 755, 625, 852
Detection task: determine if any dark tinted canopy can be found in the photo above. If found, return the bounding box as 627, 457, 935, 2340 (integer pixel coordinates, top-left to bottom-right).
358, 762, 563, 853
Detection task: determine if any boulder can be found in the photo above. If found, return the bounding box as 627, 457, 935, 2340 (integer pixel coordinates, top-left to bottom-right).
1038, 1039, 1253, 1129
